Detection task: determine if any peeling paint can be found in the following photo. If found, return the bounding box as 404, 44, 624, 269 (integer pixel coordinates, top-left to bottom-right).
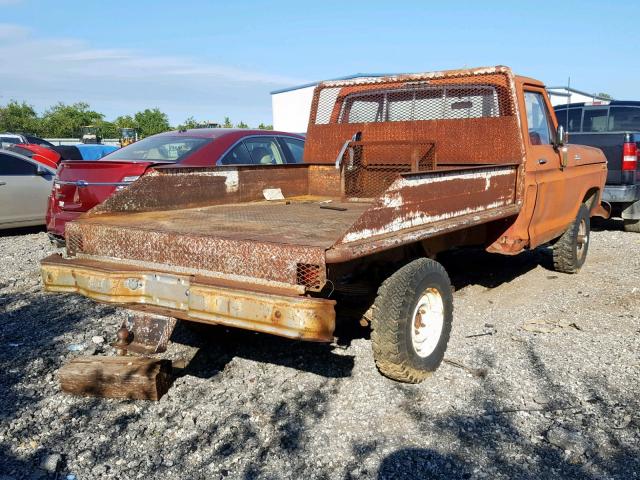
342, 200, 508, 243
393, 168, 514, 189
209, 171, 239, 193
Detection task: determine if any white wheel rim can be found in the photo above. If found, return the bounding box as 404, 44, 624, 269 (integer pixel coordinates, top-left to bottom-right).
576, 218, 588, 261
411, 287, 445, 358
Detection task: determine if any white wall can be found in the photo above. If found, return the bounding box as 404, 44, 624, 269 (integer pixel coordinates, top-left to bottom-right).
271, 85, 316, 133
547, 90, 608, 107
45, 138, 121, 146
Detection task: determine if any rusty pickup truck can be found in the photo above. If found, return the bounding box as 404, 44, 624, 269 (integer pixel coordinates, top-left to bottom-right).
41, 66, 608, 383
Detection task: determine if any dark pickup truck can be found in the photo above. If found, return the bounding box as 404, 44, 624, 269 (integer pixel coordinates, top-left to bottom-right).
555, 101, 640, 232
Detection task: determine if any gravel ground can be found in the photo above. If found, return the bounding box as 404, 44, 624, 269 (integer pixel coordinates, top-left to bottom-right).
0, 221, 639, 479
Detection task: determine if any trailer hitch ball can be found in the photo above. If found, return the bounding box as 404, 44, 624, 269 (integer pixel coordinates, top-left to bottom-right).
113, 326, 131, 356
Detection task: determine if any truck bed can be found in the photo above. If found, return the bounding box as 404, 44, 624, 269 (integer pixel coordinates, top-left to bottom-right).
59, 163, 520, 293
88, 196, 370, 249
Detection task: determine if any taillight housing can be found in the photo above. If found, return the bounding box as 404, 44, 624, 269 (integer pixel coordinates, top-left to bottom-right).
622, 133, 637, 171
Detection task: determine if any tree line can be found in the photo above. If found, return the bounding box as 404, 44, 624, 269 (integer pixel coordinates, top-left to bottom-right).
0, 100, 272, 139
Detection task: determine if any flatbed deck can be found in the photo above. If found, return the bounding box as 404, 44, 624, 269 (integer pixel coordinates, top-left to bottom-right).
86, 196, 371, 248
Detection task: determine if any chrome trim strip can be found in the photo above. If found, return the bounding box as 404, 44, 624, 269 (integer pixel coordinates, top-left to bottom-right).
54, 180, 131, 187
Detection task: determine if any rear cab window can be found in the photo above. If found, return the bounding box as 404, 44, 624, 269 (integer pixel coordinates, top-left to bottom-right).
101, 136, 211, 162
339, 85, 500, 123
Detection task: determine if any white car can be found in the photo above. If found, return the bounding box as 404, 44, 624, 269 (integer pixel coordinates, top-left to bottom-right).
0, 132, 56, 149
0, 149, 56, 229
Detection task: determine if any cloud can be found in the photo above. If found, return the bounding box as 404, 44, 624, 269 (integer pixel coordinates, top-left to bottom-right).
0, 23, 307, 126
0, 23, 29, 39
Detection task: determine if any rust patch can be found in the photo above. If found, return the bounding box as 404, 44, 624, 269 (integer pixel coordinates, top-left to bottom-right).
41, 254, 336, 342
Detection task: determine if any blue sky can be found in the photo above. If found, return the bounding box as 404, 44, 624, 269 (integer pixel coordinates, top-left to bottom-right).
1, 0, 638, 127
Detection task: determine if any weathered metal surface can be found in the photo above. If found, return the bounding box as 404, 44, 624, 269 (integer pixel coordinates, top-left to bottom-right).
326, 164, 520, 262
123, 313, 178, 355
42, 254, 336, 342
65, 199, 372, 291
340, 140, 437, 198
305, 66, 524, 167
90, 164, 312, 215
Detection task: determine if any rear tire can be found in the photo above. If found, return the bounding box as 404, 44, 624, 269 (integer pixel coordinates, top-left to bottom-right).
371, 258, 453, 383
623, 219, 640, 233
553, 204, 590, 274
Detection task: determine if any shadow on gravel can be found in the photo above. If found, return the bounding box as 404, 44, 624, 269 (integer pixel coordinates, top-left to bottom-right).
390, 344, 640, 479
377, 448, 472, 479
439, 246, 554, 292
170, 323, 355, 379
0, 289, 118, 474
591, 217, 624, 232
0, 225, 46, 238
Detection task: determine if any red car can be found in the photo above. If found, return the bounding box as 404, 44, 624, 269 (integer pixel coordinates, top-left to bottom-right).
9, 144, 62, 169
46, 129, 305, 245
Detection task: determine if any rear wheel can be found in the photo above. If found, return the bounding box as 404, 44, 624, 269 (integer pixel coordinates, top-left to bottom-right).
553, 204, 590, 273
371, 258, 453, 383
623, 219, 640, 233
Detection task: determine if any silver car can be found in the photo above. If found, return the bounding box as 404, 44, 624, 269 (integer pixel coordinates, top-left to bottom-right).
0, 149, 55, 229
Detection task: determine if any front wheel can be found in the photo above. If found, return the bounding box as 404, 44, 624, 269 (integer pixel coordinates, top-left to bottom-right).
552, 204, 590, 274
371, 258, 453, 383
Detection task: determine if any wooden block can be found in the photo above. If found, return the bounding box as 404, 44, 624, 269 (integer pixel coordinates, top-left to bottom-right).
59, 356, 172, 401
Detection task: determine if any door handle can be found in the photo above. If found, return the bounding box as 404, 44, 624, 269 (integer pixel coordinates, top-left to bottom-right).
537, 158, 547, 165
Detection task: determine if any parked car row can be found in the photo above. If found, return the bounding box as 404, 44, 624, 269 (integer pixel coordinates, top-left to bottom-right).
0, 129, 305, 237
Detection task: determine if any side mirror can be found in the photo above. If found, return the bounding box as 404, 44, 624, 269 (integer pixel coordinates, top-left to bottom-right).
555, 125, 566, 147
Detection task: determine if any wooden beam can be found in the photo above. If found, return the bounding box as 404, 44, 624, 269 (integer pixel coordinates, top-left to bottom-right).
59, 356, 172, 401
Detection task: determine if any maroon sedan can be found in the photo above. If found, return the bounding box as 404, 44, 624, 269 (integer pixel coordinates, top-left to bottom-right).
46, 129, 305, 245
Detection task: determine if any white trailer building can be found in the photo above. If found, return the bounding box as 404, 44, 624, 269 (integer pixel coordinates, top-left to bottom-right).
271, 73, 395, 132
547, 86, 613, 106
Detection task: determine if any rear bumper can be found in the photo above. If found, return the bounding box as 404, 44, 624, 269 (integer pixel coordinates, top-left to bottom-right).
602, 184, 639, 204
602, 184, 640, 219
46, 207, 81, 238
41, 254, 336, 342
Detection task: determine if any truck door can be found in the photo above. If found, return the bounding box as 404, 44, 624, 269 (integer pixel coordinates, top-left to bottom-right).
523, 88, 575, 246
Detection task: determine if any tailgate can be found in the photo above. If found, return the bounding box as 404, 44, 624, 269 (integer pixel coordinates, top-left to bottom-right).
568, 132, 640, 184
63, 164, 350, 292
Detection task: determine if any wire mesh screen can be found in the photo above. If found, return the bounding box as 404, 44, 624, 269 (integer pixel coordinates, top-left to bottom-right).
304, 68, 523, 167
340, 85, 500, 123
311, 70, 515, 125
340, 140, 436, 198
65, 229, 83, 257
315, 87, 341, 125
296, 263, 322, 290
